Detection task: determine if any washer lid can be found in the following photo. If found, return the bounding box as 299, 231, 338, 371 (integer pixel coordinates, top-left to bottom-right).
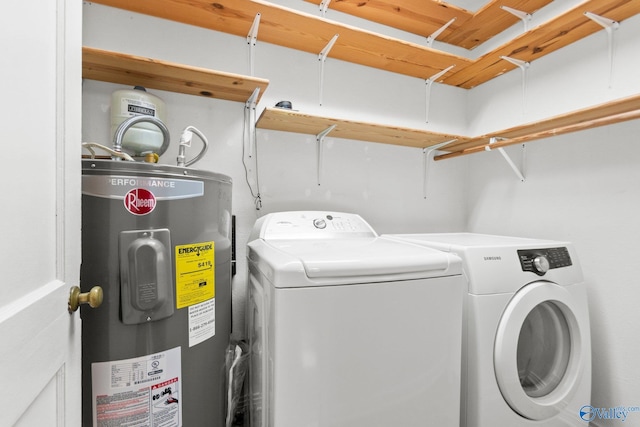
280, 238, 452, 278
247, 212, 461, 286
249, 237, 461, 287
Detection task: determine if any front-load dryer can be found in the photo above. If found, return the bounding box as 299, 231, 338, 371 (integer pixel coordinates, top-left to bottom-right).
385, 233, 591, 427
246, 212, 466, 427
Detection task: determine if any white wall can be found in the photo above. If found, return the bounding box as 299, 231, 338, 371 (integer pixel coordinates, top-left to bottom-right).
465, 13, 640, 424
81, 3, 469, 342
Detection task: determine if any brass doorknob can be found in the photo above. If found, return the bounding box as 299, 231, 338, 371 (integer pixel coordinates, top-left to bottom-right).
68, 286, 103, 313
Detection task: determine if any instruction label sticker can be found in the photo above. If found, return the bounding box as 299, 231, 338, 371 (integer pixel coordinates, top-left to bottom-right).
175, 241, 215, 309
92, 346, 182, 427
188, 298, 216, 347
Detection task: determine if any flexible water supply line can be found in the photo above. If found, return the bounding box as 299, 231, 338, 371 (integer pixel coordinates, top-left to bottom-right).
177, 125, 209, 167
112, 115, 171, 157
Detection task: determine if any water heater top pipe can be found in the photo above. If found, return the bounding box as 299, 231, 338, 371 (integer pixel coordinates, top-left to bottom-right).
177, 126, 209, 168
113, 115, 171, 156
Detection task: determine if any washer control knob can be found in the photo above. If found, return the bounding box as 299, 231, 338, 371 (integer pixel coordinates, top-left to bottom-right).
533, 256, 550, 274
313, 218, 327, 229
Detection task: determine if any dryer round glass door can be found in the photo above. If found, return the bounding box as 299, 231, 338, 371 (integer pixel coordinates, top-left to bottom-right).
494, 281, 588, 421
517, 301, 571, 398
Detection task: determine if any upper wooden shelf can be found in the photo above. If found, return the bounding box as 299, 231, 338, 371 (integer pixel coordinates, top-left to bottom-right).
256, 108, 467, 149
444, 0, 640, 88
90, 0, 640, 89
82, 46, 269, 103
304, 0, 553, 50
89, 0, 472, 82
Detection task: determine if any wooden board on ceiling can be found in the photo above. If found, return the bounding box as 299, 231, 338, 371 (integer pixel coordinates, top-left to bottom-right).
256, 107, 467, 149
444, 0, 640, 88
91, 0, 471, 80
82, 47, 269, 102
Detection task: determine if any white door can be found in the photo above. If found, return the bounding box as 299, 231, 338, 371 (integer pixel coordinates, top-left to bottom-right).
0, 1, 82, 426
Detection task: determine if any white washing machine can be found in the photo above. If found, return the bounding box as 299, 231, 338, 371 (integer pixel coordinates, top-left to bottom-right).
385, 233, 591, 427
246, 212, 466, 427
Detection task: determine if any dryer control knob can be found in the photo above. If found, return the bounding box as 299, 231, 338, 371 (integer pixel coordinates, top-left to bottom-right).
533, 256, 550, 274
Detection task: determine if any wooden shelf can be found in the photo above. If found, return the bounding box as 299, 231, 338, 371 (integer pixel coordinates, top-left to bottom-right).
444, 0, 640, 88
256, 108, 467, 149
308, 0, 640, 88
304, 0, 553, 50
84, 2, 640, 161
442, 0, 553, 49
436, 93, 640, 159
82, 46, 269, 102
89, 0, 640, 89
90, 0, 472, 82
256, 95, 640, 160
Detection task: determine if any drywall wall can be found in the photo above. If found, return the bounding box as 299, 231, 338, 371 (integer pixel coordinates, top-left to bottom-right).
464, 13, 640, 424
81, 3, 470, 342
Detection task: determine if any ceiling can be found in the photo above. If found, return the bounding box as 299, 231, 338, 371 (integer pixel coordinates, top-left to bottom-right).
445, 0, 499, 12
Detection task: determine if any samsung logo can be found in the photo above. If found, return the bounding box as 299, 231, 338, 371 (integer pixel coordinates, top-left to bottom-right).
484, 256, 502, 261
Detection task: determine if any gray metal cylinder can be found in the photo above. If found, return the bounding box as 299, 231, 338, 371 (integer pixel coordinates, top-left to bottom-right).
80, 159, 232, 426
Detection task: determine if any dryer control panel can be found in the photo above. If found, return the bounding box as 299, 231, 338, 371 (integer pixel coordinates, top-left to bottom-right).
518, 247, 572, 276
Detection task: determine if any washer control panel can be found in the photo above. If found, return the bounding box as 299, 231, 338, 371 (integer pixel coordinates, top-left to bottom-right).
518, 247, 572, 276
311, 214, 363, 232
259, 211, 377, 240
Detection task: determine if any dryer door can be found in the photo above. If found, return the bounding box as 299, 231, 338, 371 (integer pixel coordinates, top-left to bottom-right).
494, 281, 588, 420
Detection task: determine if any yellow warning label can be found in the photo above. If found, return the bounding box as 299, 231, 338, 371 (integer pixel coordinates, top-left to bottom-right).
175, 241, 215, 309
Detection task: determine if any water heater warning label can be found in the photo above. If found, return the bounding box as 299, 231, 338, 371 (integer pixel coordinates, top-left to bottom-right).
92, 347, 182, 427
175, 241, 215, 309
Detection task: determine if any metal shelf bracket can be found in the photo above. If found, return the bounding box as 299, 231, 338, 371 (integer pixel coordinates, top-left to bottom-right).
423, 139, 457, 198
585, 11, 619, 88
316, 124, 336, 185
245, 87, 261, 158
500, 56, 530, 114
426, 18, 456, 48
319, 0, 332, 17
318, 34, 339, 106
425, 65, 455, 123
247, 13, 261, 76
501, 6, 532, 32
485, 137, 526, 182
